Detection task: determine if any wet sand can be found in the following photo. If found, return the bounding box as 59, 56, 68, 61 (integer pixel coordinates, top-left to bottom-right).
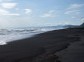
0, 28, 84, 62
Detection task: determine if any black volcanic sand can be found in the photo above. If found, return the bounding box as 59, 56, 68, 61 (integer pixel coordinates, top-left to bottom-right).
0, 28, 84, 62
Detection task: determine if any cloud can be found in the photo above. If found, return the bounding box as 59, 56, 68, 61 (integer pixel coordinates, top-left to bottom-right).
65, 4, 84, 18
65, 10, 80, 15
4, 13, 20, 16
24, 9, 32, 15
0, 0, 12, 2
67, 4, 83, 10
0, 1, 20, 16
0, 8, 20, 16
0, 9, 8, 15
41, 10, 56, 18
1, 3, 17, 9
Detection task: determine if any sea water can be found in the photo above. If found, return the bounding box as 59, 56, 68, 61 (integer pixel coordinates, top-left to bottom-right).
0, 27, 64, 45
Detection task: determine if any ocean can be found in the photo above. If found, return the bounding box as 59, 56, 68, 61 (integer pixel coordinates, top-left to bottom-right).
0, 26, 64, 45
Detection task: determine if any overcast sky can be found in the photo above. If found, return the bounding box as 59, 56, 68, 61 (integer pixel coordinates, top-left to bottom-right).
0, 0, 84, 28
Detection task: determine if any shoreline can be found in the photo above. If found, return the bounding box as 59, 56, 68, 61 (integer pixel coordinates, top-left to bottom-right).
0, 28, 84, 62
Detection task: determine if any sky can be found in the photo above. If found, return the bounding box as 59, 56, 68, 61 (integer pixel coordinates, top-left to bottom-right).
0, 0, 84, 28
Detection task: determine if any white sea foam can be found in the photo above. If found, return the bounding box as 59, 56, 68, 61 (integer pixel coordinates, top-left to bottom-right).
0, 27, 64, 45
0, 41, 7, 45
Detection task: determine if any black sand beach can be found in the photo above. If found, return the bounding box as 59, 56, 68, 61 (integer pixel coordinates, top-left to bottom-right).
0, 28, 84, 62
